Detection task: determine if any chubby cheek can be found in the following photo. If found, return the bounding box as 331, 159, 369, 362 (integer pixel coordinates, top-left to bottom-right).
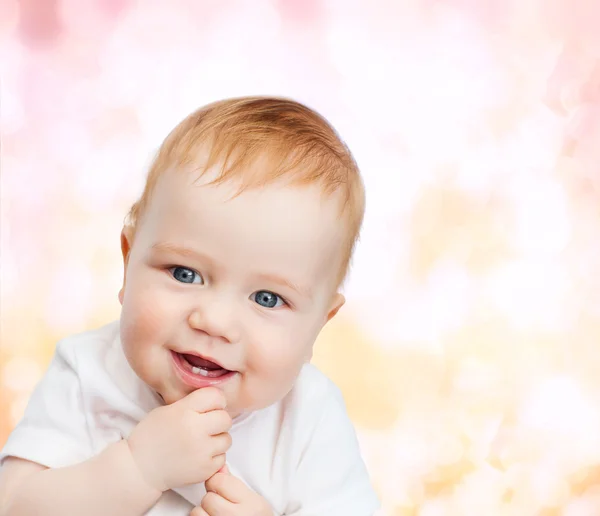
242, 322, 317, 407
119, 274, 180, 386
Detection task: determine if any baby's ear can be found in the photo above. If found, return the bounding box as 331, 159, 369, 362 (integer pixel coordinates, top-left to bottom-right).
326, 293, 345, 323
120, 226, 134, 265
118, 226, 134, 305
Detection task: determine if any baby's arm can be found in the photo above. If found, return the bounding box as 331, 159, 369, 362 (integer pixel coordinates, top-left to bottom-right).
0, 387, 232, 516
0, 441, 161, 516
0, 336, 159, 515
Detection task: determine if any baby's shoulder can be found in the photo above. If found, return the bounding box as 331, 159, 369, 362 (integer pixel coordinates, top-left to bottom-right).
53, 320, 120, 370
281, 363, 347, 423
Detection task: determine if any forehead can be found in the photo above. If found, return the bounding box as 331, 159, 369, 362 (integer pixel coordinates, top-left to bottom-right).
139, 170, 345, 284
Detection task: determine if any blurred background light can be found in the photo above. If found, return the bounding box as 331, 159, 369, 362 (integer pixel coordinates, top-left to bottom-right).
4, 1, 600, 514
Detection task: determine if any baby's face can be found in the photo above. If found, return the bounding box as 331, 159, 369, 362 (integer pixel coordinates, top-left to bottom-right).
118, 168, 346, 417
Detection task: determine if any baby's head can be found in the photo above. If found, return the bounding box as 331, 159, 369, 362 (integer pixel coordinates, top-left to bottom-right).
118, 97, 365, 417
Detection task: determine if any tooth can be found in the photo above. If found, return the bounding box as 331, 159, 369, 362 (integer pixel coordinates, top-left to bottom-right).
192, 366, 209, 377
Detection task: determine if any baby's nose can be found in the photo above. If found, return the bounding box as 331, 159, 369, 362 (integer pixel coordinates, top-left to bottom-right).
187, 298, 239, 344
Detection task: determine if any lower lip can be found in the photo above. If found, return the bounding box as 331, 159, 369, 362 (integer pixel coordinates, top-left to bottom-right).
171, 351, 236, 389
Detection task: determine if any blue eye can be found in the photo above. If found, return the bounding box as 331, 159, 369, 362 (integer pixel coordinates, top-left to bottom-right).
253, 290, 285, 308
170, 267, 203, 284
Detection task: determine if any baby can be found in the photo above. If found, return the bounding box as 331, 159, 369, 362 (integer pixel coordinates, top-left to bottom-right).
0, 97, 379, 515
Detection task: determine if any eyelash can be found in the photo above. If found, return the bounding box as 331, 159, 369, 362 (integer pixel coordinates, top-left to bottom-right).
166, 266, 290, 309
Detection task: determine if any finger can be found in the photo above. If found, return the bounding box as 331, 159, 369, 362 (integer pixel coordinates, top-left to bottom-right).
178, 387, 226, 413
190, 506, 210, 516
210, 432, 233, 456
205, 472, 248, 503
202, 409, 233, 435
201, 491, 235, 514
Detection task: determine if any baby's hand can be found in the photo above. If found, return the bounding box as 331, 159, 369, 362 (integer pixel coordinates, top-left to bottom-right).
127, 387, 232, 492
191, 466, 273, 516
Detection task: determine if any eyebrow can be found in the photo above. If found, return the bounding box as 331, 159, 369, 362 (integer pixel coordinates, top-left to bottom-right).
150, 242, 313, 299
150, 242, 217, 268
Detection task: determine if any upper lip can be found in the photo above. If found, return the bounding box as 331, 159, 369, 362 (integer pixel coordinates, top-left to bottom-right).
175, 350, 233, 371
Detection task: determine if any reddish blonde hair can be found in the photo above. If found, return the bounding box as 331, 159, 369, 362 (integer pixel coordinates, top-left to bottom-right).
126, 96, 365, 287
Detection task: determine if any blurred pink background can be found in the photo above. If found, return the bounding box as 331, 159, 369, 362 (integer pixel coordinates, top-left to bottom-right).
4, 0, 600, 514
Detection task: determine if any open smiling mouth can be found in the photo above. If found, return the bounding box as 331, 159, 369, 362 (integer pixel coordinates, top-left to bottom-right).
172, 351, 236, 388
179, 352, 230, 377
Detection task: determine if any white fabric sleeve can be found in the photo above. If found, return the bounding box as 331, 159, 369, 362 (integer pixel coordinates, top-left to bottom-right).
291, 383, 380, 516
0, 340, 92, 469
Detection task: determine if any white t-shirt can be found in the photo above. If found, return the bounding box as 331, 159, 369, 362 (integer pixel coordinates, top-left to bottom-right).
0, 321, 379, 515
